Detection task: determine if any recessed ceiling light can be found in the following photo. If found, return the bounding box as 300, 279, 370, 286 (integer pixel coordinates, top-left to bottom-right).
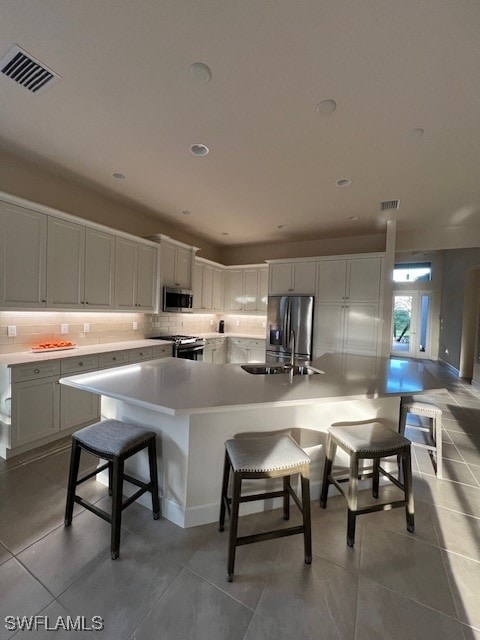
316, 99, 337, 116
189, 62, 212, 83
181, 210, 191, 216
190, 143, 210, 156
112, 172, 126, 180
408, 128, 424, 139
221, 232, 230, 236
336, 178, 352, 187
277, 224, 287, 230
348, 215, 359, 221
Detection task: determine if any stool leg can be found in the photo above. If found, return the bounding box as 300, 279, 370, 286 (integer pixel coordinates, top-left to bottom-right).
108, 461, 113, 496
65, 439, 81, 527
402, 447, 415, 534
301, 469, 312, 564
110, 457, 124, 560
226, 472, 242, 582
347, 454, 359, 547
320, 435, 335, 508
219, 451, 231, 532
283, 475, 290, 521
372, 457, 380, 499
434, 416, 443, 480
147, 438, 161, 519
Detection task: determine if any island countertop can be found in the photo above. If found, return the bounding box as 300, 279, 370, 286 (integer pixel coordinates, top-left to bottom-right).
60, 353, 444, 417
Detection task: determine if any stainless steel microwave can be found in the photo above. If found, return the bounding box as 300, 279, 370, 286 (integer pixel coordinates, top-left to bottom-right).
163, 286, 194, 313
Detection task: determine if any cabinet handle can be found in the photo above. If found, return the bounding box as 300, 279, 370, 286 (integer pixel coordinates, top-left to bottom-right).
78, 362, 83, 366
112, 357, 117, 361
86, 301, 90, 304
42, 300, 47, 304
34, 368, 40, 374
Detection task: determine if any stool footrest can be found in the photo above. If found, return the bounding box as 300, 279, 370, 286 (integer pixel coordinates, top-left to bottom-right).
121, 486, 150, 510
76, 462, 110, 486
353, 499, 408, 516
75, 496, 112, 524
237, 525, 305, 547
238, 489, 286, 504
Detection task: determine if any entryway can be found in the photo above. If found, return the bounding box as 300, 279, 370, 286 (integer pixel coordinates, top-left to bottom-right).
391, 292, 432, 358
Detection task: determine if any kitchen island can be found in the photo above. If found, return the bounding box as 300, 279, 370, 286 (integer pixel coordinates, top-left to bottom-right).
60, 353, 443, 528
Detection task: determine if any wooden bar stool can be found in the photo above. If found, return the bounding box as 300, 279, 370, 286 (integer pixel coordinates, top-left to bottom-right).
219, 434, 312, 582
400, 395, 443, 479
65, 419, 160, 559
320, 422, 414, 547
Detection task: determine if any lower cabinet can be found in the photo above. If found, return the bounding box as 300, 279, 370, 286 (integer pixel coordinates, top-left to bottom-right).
11, 376, 60, 448
203, 338, 227, 363
228, 338, 266, 364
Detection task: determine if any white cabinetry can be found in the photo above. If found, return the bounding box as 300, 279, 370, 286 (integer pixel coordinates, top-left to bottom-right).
0, 202, 47, 308
316, 257, 382, 302
193, 259, 224, 311
161, 239, 195, 289
228, 338, 266, 363
203, 338, 227, 363
59, 355, 100, 432
47, 219, 115, 309
268, 261, 316, 295
226, 266, 268, 313
114, 238, 158, 311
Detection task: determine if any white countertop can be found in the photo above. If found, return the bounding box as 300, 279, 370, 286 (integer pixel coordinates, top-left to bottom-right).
60, 353, 444, 416
0, 339, 172, 367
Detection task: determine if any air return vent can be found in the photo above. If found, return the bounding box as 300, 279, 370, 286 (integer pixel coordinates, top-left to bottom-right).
0, 45, 59, 93
380, 200, 400, 211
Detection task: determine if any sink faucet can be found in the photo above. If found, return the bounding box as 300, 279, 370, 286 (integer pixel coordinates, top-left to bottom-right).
289, 330, 296, 369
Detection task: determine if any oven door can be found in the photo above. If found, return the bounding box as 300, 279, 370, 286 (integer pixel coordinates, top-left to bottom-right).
176, 344, 204, 361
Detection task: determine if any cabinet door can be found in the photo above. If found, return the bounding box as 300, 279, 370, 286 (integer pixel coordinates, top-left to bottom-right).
212, 342, 227, 363
175, 247, 191, 288
136, 244, 158, 310
212, 268, 223, 311
0, 203, 47, 308
269, 263, 292, 294
347, 258, 382, 301
258, 268, 269, 312
203, 345, 214, 363
244, 269, 259, 312
316, 260, 347, 301
201, 265, 214, 310
228, 340, 249, 363
11, 376, 60, 447
343, 303, 380, 355
292, 262, 316, 294
60, 385, 100, 431
84, 228, 115, 308
47, 218, 85, 307
161, 242, 177, 286
193, 262, 203, 310
313, 303, 345, 352
114, 237, 136, 309
227, 270, 244, 311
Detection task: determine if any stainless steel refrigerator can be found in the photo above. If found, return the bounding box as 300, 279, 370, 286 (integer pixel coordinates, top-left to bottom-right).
265, 295, 314, 365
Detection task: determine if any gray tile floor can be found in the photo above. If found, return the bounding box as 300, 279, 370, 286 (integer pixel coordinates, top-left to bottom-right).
1, 361, 480, 639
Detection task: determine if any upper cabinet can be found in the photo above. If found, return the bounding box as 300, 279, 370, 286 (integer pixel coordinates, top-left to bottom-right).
193, 258, 224, 312
47, 218, 115, 309
268, 261, 316, 295
226, 266, 268, 313
0, 202, 47, 308
316, 257, 382, 302
114, 238, 158, 311
161, 239, 195, 289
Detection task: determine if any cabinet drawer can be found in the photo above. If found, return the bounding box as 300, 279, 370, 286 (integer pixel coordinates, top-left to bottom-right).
98, 351, 130, 369
11, 360, 61, 383
61, 355, 99, 374
128, 347, 153, 362
152, 345, 172, 358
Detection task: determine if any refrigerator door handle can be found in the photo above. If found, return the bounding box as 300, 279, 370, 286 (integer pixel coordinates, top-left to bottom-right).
286, 297, 292, 347
282, 298, 289, 348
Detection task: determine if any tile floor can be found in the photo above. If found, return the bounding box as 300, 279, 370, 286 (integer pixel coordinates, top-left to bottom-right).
1, 361, 480, 640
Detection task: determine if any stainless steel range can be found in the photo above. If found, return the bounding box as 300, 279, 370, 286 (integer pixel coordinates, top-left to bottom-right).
151, 335, 205, 360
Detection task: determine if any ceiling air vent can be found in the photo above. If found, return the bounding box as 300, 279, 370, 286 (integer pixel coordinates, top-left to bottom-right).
0, 45, 59, 94
380, 200, 400, 212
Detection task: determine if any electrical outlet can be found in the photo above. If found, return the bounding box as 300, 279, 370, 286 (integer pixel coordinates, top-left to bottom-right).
444, 348, 449, 355
236, 320, 240, 326
61, 324, 69, 334
210, 319, 214, 326
133, 321, 138, 330
83, 323, 90, 333
7, 325, 16, 337
262, 321, 266, 328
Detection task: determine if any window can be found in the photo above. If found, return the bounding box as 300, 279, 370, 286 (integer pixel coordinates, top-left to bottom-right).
393, 262, 431, 283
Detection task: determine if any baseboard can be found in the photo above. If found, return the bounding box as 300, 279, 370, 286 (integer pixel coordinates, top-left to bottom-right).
438, 358, 460, 378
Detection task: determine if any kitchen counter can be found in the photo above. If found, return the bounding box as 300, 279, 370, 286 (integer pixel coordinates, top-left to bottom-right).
0, 339, 173, 367
198, 332, 265, 340
59, 354, 444, 528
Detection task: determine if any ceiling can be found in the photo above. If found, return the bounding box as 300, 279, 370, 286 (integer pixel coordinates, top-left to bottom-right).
1, 1, 480, 247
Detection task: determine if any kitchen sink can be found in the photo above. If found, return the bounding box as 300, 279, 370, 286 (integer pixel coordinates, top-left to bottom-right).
241, 364, 322, 376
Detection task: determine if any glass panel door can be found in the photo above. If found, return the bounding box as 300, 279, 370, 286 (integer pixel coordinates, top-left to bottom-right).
391, 292, 432, 358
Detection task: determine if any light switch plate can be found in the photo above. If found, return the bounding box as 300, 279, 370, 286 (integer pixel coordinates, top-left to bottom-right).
7, 325, 16, 337
83, 323, 90, 333
133, 321, 138, 330
61, 324, 69, 334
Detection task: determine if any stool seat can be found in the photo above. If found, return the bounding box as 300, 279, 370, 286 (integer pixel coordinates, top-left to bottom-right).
400, 395, 442, 479
74, 419, 155, 458
225, 434, 311, 473
219, 434, 312, 582
329, 422, 411, 457
401, 395, 442, 416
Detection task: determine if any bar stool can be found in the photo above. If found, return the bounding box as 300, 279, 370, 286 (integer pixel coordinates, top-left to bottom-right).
219, 434, 312, 582
400, 395, 443, 479
65, 419, 160, 559
320, 422, 414, 547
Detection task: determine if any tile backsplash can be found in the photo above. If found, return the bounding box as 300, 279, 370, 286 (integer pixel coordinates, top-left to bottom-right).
0, 312, 267, 353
